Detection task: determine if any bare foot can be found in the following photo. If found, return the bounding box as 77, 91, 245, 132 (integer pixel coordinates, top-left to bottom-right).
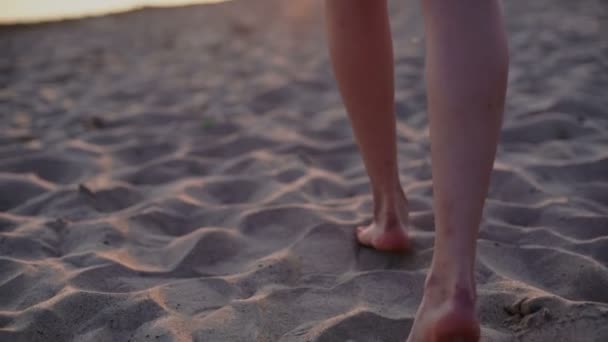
356, 223, 409, 252
406, 281, 479, 342
356, 192, 409, 252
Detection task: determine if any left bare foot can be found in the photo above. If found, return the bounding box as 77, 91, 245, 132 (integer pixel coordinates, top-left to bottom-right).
356, 222, 409, 252
356, 190, 410, 252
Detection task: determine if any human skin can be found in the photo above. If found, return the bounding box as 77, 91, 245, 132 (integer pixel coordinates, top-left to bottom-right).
324, 0, 509, 340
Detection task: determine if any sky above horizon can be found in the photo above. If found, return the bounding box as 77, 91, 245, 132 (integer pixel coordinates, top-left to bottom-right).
0, 0, 227, 24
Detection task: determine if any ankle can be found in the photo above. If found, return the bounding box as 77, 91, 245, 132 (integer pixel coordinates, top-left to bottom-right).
424, 269, 476, 303
372, 187, 408, 222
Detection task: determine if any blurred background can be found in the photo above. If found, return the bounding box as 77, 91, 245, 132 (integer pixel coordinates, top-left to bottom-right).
0, 0, 226, 24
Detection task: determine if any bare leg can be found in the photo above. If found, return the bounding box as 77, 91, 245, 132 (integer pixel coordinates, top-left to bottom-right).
407, 0, 509, 341
325, 0, 409, 252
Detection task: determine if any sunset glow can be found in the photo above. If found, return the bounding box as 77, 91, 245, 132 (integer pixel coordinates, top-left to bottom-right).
0, 0, 228, 24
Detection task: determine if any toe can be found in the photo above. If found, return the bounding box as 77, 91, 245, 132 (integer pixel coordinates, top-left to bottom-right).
356, 226, 372, 246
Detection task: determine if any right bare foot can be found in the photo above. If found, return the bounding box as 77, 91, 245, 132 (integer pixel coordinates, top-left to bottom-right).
406, 278, 479, 342
356, 191, 409, 252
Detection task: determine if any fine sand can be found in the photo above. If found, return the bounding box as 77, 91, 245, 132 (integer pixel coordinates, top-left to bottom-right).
1, 0, 608, 341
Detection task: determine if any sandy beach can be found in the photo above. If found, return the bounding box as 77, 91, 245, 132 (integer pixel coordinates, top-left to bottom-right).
1, 0, 608, 341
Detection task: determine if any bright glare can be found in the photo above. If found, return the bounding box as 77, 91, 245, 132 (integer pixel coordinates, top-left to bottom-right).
0, 0, 227, 24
